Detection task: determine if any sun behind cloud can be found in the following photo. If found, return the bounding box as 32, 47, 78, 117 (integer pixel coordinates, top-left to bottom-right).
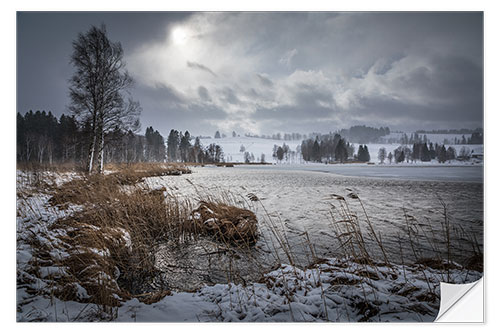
171, 26, 188, 45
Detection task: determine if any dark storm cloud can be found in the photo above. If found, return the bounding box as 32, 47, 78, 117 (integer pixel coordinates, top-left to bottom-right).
18, 12, 483, 136
221, 87, 241, 105
425, 55, 483, 108
256, 73, 273, 87
186, 61, 217, 77
139, 83, 186, 106
17, 11, 191, 115
345, 54, 483, 125
134, 84, 226, 135
293, 84, 333, 107
253, 104, 334, 121
347, 97, 482, 131
198, 86, 211, 101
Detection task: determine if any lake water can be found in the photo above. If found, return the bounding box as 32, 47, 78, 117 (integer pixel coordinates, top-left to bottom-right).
237, 163, 483, 182
147, 164, 483, 289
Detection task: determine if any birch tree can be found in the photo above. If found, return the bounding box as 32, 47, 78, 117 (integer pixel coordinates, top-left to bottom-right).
69, 24, 140, 173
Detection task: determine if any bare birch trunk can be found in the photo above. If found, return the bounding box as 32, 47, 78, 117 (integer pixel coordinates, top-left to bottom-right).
97, 119, 104, 174
87, 111, 99, 173
87, 133, 96, 173
38, 146, 45, 164
25, 138, 32, 161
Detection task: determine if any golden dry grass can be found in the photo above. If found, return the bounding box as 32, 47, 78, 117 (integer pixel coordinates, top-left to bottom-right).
191, 201, 258, 245
19, 163, 262, 311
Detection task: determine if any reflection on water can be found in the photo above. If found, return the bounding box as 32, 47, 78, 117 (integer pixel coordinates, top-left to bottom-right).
149, 165, 483, 289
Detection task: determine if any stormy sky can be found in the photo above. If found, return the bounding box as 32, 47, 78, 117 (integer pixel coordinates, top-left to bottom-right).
17, 12, 483, 136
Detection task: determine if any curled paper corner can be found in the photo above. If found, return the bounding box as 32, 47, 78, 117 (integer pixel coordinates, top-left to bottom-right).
435, 278, 484, 322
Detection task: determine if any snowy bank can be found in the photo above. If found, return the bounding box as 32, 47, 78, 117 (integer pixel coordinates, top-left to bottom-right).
18, 256, 481, 322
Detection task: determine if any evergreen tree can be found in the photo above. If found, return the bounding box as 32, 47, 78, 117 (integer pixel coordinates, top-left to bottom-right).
145, 126, 155, 160
357, 145, 370, 162
421, 143, 431, 162
446, 146, 456, 160
179, 131, 192, 162
429, 143, 437, 160
412, 143, 419, 161
153, 129, 166, 162
167, 129, 180, 161
437, 145, 447, 163
276, 146, 284, 161
395, 147, 405, 163
312, 139, 321, 162
364, 145, 370, 162
335, 139, 348, 163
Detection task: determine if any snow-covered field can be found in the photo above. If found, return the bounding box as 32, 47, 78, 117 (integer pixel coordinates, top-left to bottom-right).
200, 136, 303, 163
200, 135, 483, 165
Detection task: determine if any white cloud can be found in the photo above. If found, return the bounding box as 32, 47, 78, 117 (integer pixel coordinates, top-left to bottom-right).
126, 12, 482, 134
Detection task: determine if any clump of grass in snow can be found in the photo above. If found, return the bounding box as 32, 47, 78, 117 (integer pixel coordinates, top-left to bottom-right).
191, 201, 258, 245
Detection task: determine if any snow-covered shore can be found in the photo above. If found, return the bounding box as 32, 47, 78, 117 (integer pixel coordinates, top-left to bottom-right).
18, 246, 482, 322
117, 257, 481, 322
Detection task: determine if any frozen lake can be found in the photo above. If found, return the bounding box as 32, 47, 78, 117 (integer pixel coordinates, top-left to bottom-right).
147, 164, 483, 284
236, 163, 483, 183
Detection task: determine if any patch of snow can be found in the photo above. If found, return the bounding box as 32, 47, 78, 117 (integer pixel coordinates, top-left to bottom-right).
17, 257, 481, 322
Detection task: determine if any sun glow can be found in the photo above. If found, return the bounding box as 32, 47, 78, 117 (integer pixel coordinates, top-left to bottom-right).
171, 27, 188, 45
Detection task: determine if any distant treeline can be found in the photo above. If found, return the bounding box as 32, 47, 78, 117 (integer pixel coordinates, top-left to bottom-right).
398, 132, 483, 145
216, 126, 484, 145
17, 111, 229, 165
378, 142, 479, 164
415, 128, 483, 135
391, 143, 458, 163
338, 125, 390, 144
17, 111, 166, 164
240, 132, 306, 141
299, 134, 354, 163
271, 134, 374, 163
167, 130, 225, 163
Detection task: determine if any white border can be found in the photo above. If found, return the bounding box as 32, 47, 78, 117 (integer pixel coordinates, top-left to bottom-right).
4, 1, 498, 332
